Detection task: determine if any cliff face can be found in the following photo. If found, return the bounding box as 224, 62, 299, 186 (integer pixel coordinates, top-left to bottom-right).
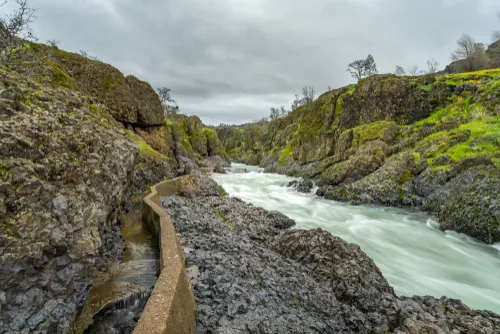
0, 43, 228, 332
15, 44, 162, 126
218, 70, 500, 244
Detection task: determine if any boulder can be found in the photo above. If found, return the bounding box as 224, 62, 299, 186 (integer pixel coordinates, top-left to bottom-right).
125, 76, 164, 126
288, 179, 314, 193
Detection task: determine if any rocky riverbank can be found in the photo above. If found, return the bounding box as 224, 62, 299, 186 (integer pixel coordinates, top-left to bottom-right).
0, 42, 230, 332
161, 173, 500, 334
217, 70, 500, 244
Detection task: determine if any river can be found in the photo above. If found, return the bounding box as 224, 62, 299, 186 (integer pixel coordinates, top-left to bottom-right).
212, 163, 500, 314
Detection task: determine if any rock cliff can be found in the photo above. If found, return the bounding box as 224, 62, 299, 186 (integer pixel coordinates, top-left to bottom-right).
218, 70, 500, 244
0, 42, 228, 332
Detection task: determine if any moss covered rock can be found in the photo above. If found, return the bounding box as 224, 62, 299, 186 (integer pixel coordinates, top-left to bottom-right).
219, 69, 500, 243
15, 43, 164, 126
125, 75, 164, 126
185, 116, 208, 157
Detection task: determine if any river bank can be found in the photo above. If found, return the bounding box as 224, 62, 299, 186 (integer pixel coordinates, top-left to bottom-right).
213, 165, 500, 315
159, 171, 500, 333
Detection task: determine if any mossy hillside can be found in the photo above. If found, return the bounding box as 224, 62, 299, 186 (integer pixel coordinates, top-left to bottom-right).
124, 129, 169, 161
167, 116, 229, 162
217, 123, 265, 164
185, 116, 208, 156
204, 128, 229, 160
14, 42, 163, 126
263, 69, 500, 169
136, 126, 175, 159
216, 68, 500, 243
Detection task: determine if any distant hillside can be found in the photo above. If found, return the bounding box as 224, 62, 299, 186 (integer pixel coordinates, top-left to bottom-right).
217, 70, 500, 244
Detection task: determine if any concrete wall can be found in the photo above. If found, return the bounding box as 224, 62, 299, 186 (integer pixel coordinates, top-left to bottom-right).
135, 177, 196, 334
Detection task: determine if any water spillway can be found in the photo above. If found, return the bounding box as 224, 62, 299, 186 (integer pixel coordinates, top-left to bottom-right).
74, 211, 159, 333
212, 163, 500, 314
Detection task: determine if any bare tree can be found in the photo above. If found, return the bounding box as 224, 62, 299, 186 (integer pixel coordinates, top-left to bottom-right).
347, 59, 365, 80
493, 13, 500, 41
291, 94, 302, 111
79, 50, 99, 61
471, 42, 489, 70
157, 87, 177, 116
395, 65, 406, 76
280, 106, 287, 116
408, 66, 422, 77
46, 39, 59, 48
492, 30, 500, 42
0, 0, 37, 68
269, 107, 280, 121
426, 59, 439, 73
450, 33, 487, 71
347, 54, 378, 80
302, 86, 315, 104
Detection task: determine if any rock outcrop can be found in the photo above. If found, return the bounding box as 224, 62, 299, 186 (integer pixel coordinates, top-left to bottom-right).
0, 68, 144, 332
161, 174, 500, 333
444, 39, 500, 74
16, 43, 164, 126
218, 70, 500, 244
0, 52, 181, 331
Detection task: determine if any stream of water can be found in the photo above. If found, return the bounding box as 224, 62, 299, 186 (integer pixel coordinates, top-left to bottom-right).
75, 211, 159, 334
212, 163, 500, 314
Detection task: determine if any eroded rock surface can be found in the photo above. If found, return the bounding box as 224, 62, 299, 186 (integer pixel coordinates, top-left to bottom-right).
0, 68, 173, 333
161, 174, 500, 334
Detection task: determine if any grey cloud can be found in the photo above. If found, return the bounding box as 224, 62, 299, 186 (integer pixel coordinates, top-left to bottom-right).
19, 0, 500, 124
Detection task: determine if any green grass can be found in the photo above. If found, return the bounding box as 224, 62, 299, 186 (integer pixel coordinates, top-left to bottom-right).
124, 129, 166, 160
418, 116, 500, 166
445, 117, 500, 162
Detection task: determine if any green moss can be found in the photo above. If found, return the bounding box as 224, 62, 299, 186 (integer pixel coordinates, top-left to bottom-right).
445, 117, 500, 162
215, 209, 233, 230
124, 129, 166, 160
413, 152, 421, 164
493, 157, 500, 169
217, 185, 228, 197
89, 104, 102, 115
43, 59, 76, 89
341, 121, 396, 148
230, 147, 242, 154
0, 162, 8, 180
278, 143, 293, 166
100, 71, 124, 92
399, 168, 413, 184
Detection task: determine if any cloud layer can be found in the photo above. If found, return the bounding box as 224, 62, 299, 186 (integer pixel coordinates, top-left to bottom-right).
16, 0, 500, 124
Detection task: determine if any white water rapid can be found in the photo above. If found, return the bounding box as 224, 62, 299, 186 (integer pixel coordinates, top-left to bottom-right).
212, 163, 500, 313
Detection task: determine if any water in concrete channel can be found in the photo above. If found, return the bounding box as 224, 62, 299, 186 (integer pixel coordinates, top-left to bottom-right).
75, 211, 159, 334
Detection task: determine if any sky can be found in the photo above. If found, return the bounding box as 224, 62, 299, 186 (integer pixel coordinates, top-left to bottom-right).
4, 0, 500, 125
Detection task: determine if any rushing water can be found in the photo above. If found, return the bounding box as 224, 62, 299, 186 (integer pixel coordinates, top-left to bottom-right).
213, 163, 500, 313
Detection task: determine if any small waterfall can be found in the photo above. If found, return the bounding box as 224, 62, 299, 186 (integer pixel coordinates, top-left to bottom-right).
74, 211, 159, 334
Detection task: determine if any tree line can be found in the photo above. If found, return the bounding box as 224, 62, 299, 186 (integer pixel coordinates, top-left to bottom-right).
347, 12, 500, 80
268, 86, 315, 121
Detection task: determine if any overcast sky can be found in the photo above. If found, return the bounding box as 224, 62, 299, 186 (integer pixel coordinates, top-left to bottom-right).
7, 0, 500, 124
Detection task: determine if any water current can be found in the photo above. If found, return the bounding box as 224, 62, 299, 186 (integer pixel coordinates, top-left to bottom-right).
212, 163, 500, 313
